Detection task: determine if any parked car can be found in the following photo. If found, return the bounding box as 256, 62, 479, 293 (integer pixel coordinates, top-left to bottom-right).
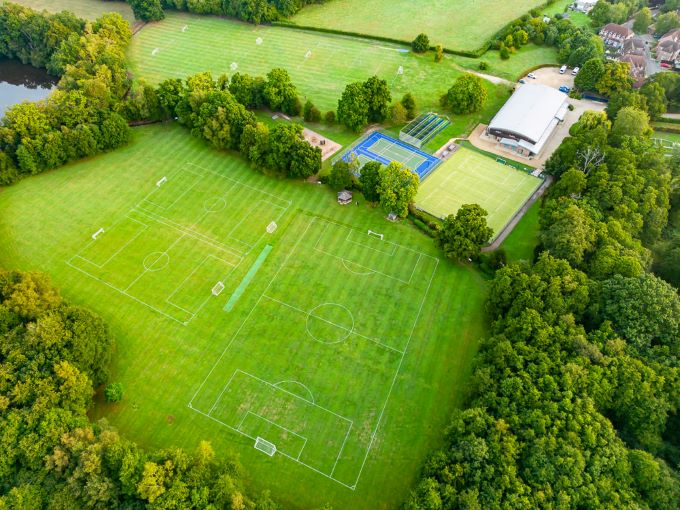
661, 62, 672, 69
518, 79, 526, 84
559, 65, 567, 74
559, 85, 571, 93
527, 72, 537, 79
572, 67, 580, 75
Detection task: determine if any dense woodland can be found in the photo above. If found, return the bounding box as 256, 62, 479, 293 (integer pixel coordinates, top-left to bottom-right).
0, 270, 279, 509
405, 61, 680, 510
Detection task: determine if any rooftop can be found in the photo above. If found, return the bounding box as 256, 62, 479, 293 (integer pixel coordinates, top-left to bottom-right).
488, 84, 568, 145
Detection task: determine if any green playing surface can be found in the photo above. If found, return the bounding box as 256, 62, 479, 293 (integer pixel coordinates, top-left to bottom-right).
0, 123, 487, 509
416, 148, 542, 236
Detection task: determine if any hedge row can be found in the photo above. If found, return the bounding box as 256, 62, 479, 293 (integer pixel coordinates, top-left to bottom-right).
271, 21, 489, 58
652, 122, 680, 134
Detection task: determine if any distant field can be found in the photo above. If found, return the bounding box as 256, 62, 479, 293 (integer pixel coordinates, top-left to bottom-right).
130, 12, 510, 119
11, 0, 134, 23
416, 147, 542, 236
290, 0, 547, 52
0, 123, 487, 510
455, 45, 560, 81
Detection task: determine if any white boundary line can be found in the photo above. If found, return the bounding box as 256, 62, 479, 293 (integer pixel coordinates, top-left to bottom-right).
189, 215, 439, 489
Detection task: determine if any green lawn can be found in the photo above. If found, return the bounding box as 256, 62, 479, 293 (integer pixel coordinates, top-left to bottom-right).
0, 123, 488, 510
541, 0, 593, 30
416, 147, 542, 236
290, 0, 547, 53
11, 0, 134, 23
500, 200, 541, 262
455, 44, 560, 81
129, 12, 511, 118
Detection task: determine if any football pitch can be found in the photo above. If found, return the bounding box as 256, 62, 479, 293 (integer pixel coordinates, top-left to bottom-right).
416, 148, 542, 236
0, 123, 487, 509
291, 0, 548, 53
128, 12, 505, 113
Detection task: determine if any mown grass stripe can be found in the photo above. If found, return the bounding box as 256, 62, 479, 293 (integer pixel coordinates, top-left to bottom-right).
223, 244, 273, 312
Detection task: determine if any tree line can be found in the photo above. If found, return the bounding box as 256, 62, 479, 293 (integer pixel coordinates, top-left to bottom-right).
124, 0, 328, 23
0, 3, 132, 186
0, 269, 284, 509
122, 68, 322, 178
403, 71, 680, 509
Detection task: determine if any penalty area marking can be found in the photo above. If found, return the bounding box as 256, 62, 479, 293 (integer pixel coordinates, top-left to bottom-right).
341, 258, 375, 276
273, 380, 315, 404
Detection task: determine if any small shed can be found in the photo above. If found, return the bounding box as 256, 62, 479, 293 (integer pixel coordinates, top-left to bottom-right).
337, 190, 353, 205
387, 212, 398, 222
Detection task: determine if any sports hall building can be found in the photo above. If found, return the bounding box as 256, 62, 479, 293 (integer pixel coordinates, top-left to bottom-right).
486, 83, 569, 158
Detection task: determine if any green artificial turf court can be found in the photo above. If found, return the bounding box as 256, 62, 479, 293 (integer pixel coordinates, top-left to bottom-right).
290, 0, 547, 53
416, 147, 542, 236
0, 123, 488, 509
128, 12, 510, 114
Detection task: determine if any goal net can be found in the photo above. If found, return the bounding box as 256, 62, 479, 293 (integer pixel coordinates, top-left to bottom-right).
254, 437, 277, 457
368, 229, 384, 240
266, 221, 277, 234
212, 281, 225, 296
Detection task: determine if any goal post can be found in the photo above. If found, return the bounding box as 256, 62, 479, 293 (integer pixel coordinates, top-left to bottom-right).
266, 221, 277, 234
92, 228, 105, 240
367, 229, 384, 240
212, 281, 225, 296
254, 437, 277, 457
156, 176, 167, 187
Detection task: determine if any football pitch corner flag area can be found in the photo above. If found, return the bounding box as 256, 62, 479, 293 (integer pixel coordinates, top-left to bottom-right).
66, 163, 439, 489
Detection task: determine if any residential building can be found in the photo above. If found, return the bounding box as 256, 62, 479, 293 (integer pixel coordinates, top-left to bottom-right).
573, 0, 597, 13
621, 54, 647, 88
600, 23, 634, 48
657, 28, 680, 63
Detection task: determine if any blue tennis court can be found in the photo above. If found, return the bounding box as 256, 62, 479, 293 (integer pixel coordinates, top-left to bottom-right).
342, 132, 440, 180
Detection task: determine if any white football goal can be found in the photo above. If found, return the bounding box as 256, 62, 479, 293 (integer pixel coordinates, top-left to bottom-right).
254, 437, 277, 457
367, 229, 384, 240
212, 281, 225, 296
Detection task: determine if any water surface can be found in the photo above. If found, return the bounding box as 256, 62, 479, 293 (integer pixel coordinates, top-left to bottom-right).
0, 59, 58, 117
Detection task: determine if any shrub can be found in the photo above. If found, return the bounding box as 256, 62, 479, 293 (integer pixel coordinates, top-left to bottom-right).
325, 110, 335, 123
401, 93, 417, 119
478, 61, 489, 71
412, 33, 430, 53
500, 43, 510, 60
105, 382, 124, 402
435, 44, 444, 63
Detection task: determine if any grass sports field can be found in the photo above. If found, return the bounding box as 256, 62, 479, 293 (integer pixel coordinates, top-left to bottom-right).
291, 0, 547, 52
129, 12, 511, 115
416, 147, 542, 236
0, 123, 487, 509
12, 0, 134, 23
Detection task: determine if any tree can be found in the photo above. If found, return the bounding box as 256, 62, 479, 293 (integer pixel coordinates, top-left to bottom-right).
263, 68, 299, 115
654, 11, 680, 36
324, 110, 335, 124
105, 382, 124, 402
440, 74, 488, 114
437, 204, 493, 261
267, 123, 321, 178
574, 57, 605, 91
597, 61, 634, 96
401, 93, 417, 120
640, 82, 668, 120
434, 44, 443, 63
513, 29, 529, 46
612, 106, 652, 139
633, 7, 652, 34
303, 100, 321, 122
607, 90, 648, 120
328, 160, 353, 190
390, 102, 408, 123
363, 76, 391, 123
499, 42, 510, 60
337, 82, 368, 131
412, 33, 429, 53
600, 273, 680, 353
540, 201, 597, 266
378, 162, 419, 217
359, 161, 381, 202
128, 0, 165, 21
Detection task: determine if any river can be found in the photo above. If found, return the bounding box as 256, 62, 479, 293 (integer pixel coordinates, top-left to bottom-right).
0, 59, 59, 117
